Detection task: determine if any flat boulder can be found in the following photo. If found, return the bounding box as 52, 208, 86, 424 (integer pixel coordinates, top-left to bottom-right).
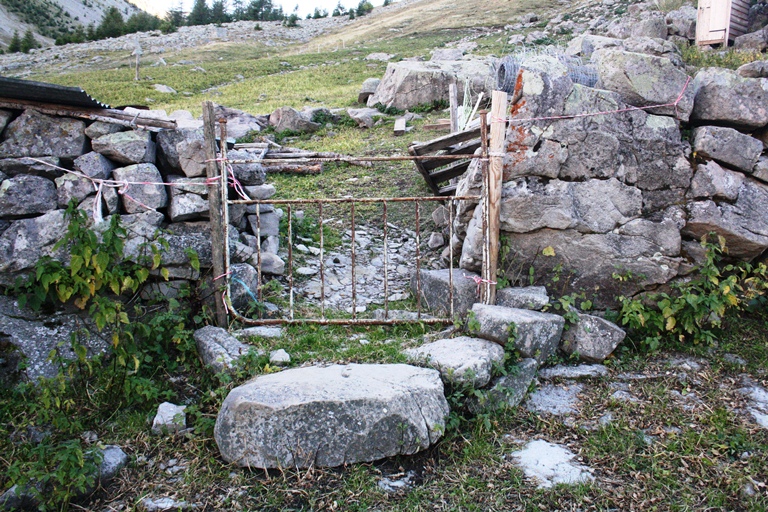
194, 325, 254, 374
228, 150, 266, 186
404, 336, 505, 388
366, 60, 493, 111
0, 157, 62, 180
692, 68, 768, 129
213, 105, 267, 140
469, 304, 564, 362
0, 210, 68, 285
496, 286, 549, 311
214, 364, 449, 468
692, 126, 763, 173
0, 110, 86, 159
560, 313, 626, 362
470, 358, 538, 413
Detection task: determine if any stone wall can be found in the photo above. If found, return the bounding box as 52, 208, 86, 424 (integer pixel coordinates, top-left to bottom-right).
0, 105, 283, 311
454, 52, 768, 306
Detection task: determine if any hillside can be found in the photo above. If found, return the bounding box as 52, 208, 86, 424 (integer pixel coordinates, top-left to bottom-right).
0, 0, 142, 48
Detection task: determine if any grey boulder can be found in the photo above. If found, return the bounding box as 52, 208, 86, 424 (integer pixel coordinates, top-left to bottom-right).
560, 313, 626, 362
194, 325, 255, 373
404, 336, 505, 388
92, 130, 156, 165
469, 358, 538, 413
469, 304, 564, 362
692, 68, 768, 129
228, 150, 266, 186
496, 286, 549, 311
269, 106, 320, 133
0, 156, 62, 180
214, 364, 449, 468
0, 110, 86, 160
358, 77, 381, 104
112, 164, 168, 213
0, 175, 57, 218
692, 126, 763, 173
410, 268, 479, 317
592, 49, 693, 121
0, 210, 68, 285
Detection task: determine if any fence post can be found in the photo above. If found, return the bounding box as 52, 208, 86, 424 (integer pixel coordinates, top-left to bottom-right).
484, 90, 508, 304
203, 101, 229, 327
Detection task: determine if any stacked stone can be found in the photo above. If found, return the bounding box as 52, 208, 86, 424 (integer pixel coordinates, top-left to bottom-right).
0, 106, 285, 294
453, 48, 768, 307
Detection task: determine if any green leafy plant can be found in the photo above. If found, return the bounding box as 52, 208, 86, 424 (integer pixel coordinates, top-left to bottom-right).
618, 235, 768, 351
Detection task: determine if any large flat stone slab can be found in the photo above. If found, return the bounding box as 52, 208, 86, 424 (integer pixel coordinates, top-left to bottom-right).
214, 364, 449, 468
404, 336, 505, 388
470, 304, 564, 362
410, 268, 478, 317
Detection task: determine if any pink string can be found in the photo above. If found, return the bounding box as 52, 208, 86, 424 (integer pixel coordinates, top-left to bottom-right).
464, 273, 497, 297
495, 76, 691, 125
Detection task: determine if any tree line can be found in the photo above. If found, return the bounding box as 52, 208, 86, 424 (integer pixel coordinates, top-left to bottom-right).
3, 0, 391, 52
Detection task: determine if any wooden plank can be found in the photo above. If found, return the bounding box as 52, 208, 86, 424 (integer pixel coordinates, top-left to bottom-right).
394, 117, 406, 136
409, 145, 440, 195
428, 160, 470, 183
203, 101, 228, 328
449, 83, 459, 133
424, 122, 451, 131
438, 183, 457, 196
409, 126, 481, 155
484, 90, 507, 305
696, 0, 713, 44
420, 139, 481, 172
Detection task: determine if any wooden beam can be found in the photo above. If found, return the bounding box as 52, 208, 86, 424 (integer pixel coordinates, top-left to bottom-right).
409, 125, 481, 155
203, 101, 229, 328
449, 83, 459, 133
485, 90, 508, 305
0, 97, 177, 131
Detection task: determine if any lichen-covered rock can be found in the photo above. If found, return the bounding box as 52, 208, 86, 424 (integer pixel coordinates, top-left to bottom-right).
561, 312, 626, 362
404, 336, 505, 388
692, 126, 763, 173
496, 286, 549, 311
92, 130, 156, 165
410, 268, 479, 317
0, 157, 62, 180
269, 106, 321, 133
112, 163, 168, 213
214, 364, 449, 468
366, 59, 493, 111
0, 175, 57, 218
469, 304, 564, 362
690, 160, 745, 200
470, 358, 538, 413
692, 68, 768, 129
0, 110, 86, 160
592, 49, 693, 121
683, 179, 768, 259
194, 325, 254, 373
228, 150, 266, 186
0, 210, 68, 285
84, 120, 125, 140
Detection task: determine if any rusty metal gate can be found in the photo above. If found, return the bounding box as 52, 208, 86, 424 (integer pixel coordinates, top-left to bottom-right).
203, 91, 508, 327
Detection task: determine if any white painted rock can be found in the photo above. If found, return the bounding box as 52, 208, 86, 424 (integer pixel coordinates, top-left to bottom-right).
214, 364, 448, 468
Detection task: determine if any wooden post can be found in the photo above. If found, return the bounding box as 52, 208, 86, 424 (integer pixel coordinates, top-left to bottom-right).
203, 101, 228, 327
449, 83, 459, 133
484, 90, 507, 305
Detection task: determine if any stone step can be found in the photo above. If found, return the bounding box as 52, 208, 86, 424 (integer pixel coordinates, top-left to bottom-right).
214, 364, 449, 469
404, 336, 505, 388
469, 303, 564, 363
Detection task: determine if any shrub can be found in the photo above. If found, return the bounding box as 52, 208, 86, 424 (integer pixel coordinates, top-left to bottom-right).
617, 234, 768, 351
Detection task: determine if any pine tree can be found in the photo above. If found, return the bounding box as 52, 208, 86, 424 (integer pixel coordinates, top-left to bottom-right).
332, 1, 346, 16
7, 30, 21, 53
96, 7, 125, 39
20, 29, 38, 53
187, 0, 211, 26
211, 0, 230, 24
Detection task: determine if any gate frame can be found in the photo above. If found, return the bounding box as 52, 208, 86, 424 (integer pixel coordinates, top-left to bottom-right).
203, 91, 508, 327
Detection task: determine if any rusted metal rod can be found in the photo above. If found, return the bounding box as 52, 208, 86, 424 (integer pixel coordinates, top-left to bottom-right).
230, 195, 481, 206
225, 154, 485, 164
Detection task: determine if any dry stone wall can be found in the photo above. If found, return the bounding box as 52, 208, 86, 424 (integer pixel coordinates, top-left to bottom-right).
454, 51, 768, 307
0, 105, 284, 304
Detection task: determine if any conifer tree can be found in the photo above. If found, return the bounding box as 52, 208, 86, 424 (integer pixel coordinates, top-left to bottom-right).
7, 30, 21, 53
187, 0, 211, 26
20, 29, 38, 53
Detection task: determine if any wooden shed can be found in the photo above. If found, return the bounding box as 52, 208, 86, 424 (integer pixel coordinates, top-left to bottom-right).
696, 0, 751, 46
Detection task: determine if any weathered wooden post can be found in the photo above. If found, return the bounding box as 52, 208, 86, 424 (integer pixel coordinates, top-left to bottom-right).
483, 90, 508, 304
132, 41, 142, 81
449, 83, 459, 133
203, 101, 229, 327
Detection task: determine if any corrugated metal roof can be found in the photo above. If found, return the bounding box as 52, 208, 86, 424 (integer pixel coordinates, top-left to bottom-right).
0, 76, 110, 109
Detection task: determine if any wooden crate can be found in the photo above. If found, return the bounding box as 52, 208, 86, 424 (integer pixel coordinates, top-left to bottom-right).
696, 0, 751, 46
